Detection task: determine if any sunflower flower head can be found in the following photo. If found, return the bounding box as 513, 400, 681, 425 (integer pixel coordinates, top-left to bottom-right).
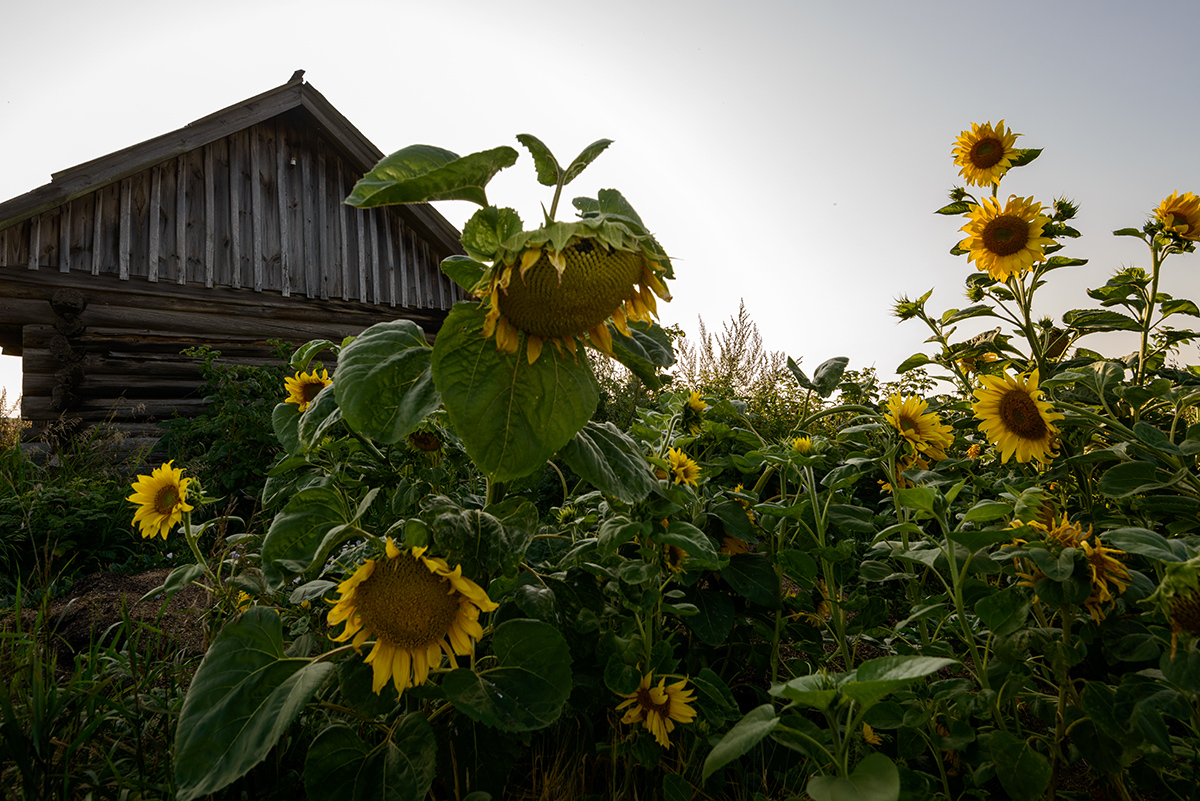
480, 228, 673, 364
792, 436, 815, 454
1154, 191, 1200, 240
1080, 539, 1131, 623
285, 368, 332, 412
952, 120, 1021, 187
666, 447, 701, 487
972, 369, 1063, 464
731, 483, 756, 524
720, 535, 750, 555
1145, 557, 1200, 658
884, 394, 954, 462
959, 196, 1053, 281
127, 460, 194, 540
327, 539, 499, 695
682, 390, 707, 434
615, 673, 697, 749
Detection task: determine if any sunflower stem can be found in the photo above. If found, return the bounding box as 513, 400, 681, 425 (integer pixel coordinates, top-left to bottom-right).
1136, 238, 1165, 387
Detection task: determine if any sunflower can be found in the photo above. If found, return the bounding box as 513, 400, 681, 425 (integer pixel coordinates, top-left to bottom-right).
792, 436, 814, 454
720, 535, 750, 555
666, 447, 701, 487
972, 369, 1063, 464
731, 483, 756, 523
127, 460, 194, 540
284, 368, 332, 412
328, 538, 499, 695
952, 120, 1020, 187
884, 394, 954, 462
1154, 191, 1200, 239
481, 234, 672, 364
1079, 540, 1131, 623
616, 673, 697, 748
959, 195, 1053, 281
862, 723, 883, 747
682, 390, 707, 434
966, 443, 982, 460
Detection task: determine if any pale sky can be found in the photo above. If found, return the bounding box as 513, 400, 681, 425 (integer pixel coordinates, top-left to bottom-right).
4, 0, 1200, 408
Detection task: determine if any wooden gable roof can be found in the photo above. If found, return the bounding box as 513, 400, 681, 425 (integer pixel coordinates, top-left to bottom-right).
0, 74, 465, 309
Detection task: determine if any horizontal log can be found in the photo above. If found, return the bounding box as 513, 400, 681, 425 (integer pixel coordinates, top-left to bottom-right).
22, 396, 208, 422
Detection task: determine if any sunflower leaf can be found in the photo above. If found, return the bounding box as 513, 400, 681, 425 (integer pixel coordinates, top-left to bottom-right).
334, 320, 441, 445
562, 139, 613, 186
174, 608, 334, 801
1113, 227, 1146, 239
559, 421, 658, 503
440, 255, 489, 294
261, 486, 353, 587
515, 134, 562, 187
303, 717, 436, 801
701, 704, 779, 782
1010, 148, 1043, 168
431, 303, 599, 481
461, 206, 524, 263
346, 145, 518, 208
609, 320, 675, 389
934, 201, 973, 215
442, 619, 573, 731
1062, 308, 1142, 333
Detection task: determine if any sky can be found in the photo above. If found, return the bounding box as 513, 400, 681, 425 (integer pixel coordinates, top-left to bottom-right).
4, 0, 1200, 408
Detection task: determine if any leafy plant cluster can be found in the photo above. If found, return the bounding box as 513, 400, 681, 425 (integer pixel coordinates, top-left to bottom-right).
20, 124, 1200, 801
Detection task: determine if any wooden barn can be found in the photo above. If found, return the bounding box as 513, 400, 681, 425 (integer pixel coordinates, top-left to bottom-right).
0, 73, 466, 450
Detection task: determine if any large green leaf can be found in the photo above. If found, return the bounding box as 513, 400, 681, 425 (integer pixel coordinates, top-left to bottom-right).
303, 717, 436, 801
562, 139, 613, 185
721, 553, 779, 607
1098, 461, 1189, 498
1062, 308, 1141, 332
807, 753, 900, 801
701, 704, 779, 781
974, 587, 1031, 636
298, 383, 342, 451
515, 134, 561, 186
788, 356, 849, 398
430, 505, 527, 579
272, 401, 302, 456
684, 589, 736, 646
441, 619, 572, 731
461, 206, 523, 263
840, 656, 959, 710
559, 421, 657, 503
334, 320, 440, 445
771, 672, 842, 711
609, 320, 676, 389
989, 731, 1051, 801
261, 486, 352, 587
174, 608, 333, 801
346, 145, 518, 208
1101, 527, 1187, 562
653, 520, 720, 570
431, 303, 599, 480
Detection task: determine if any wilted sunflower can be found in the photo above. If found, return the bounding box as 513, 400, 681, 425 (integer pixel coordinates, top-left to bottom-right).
1154, 191, 1200, 240
666, 447, 701, 487
127, 460, 194, 540
284, 368, 332, 412
719, 535, 750, 555
959, 196, 1053, 281
1146, 557, 1200, 657
972, 369, 1063, 464
328, 538, 499, 695
884, 394, 954, 462
952, 120, 1020, 187
482, 234, 672, 364
616, 673, 697, 749
1079, 540, 1131, 623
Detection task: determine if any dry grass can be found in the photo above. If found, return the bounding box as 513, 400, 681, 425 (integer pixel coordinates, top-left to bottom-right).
0, 389, 29, 449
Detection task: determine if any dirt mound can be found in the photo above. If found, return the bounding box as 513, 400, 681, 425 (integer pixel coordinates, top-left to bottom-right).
17, 568, 211, 667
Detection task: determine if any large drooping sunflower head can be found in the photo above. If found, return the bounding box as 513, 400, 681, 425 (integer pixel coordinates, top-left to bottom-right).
284, 368, 332, 412
972, 369, 1064, 464
952, 120, 1020, 187
1154, 191, 1200, 240
616, 673, 698, 749
884, 394, 954, 462
127, 460, 194, 540
1145, 557, 1200, 657
1079, 540, 1131, 623
328, 538, 499, 695
959, 196, 1053, 281
482, 230, 671, 364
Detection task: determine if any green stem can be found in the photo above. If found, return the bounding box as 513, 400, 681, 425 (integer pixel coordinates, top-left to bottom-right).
1136, 240, 1165, 387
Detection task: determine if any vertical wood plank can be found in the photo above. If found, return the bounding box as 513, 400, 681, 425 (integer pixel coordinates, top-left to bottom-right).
119, 178, 131, 280
251, 128, 264, 292
204, 145, 215, 287
411, 231, 424, 309
397, 219, 410, 306
317, 142, 330, 301
368, 210, 381, 305
301, 146, 316, 299
27, 213, 40, 270
230, 133, 242, 289
91, 190, 103, 275
148, 166, 161, 282
385, 214, 397, 308
356, 209, 367, 303
276, 120, 291, 297
58, 204, 71, 273
176, 156, 187, 284
338, 160, 350, 301
424, 241, 440, 307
